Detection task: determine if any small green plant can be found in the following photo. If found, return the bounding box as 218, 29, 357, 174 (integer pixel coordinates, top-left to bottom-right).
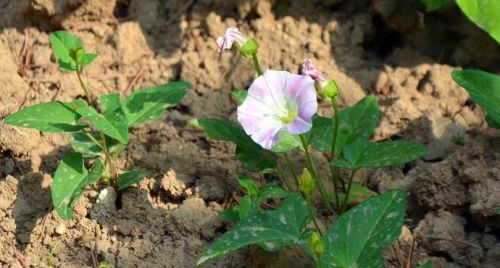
4, 31, 190, 220
194, 28, 428, 267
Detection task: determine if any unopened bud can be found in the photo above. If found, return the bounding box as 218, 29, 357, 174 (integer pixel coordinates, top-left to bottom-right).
316, 79, 339, 99
308, 232, 325, 257
302, 59, 339, 99
299, 168, 315, 194
216, 27, 259, 58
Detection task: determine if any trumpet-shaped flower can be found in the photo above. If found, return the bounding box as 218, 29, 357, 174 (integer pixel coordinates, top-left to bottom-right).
237, 70, 317, 149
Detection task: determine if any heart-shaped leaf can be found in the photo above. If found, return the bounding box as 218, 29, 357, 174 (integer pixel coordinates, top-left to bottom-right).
197, 193, 311, 266
193, 118, 277, 172
52, 152, 89, 220
309, 96, 380, 153
122, 82, 190, 127
331, 139, 427, 169
4, 100, 86, 132
320, 190, 406, 268
117, 169, 150, 190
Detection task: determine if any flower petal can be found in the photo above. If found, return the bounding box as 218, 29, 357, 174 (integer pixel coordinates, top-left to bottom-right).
285, 116, 312, 135
250, 124, 282, 149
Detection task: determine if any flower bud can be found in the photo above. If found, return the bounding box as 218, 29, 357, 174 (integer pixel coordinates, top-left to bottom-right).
308, 232, 325, 257
216, 27, 259, 58
302, 59, 338, 99
299, 168, 315, 194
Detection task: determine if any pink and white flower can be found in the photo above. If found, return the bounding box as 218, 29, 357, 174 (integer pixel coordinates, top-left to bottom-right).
302, 59, 338, 99
302, 59, 328, 88
237, 70, 318, 149
216, 27, 249, 53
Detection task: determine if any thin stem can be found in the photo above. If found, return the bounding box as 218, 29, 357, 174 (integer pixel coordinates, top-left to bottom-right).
82, 130, 102, 149
276, 164, 293, 191
341, 169, 358, 213
299, 134, 332, 211
405, 233, 417, 268
284, 153, 299, 190
316, 259, 324, 268
329, 98, 341, 209
99, 132, 117, 184
75, 62, 93, 107
305, 194, 323, 236
251, 54, 263, 76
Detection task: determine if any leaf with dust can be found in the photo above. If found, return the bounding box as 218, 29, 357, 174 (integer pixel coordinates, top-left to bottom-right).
320, 190, 406, 268
197, 194, 311, 266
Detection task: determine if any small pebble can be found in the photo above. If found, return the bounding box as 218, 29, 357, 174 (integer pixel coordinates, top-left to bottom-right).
55, 223, 66, 235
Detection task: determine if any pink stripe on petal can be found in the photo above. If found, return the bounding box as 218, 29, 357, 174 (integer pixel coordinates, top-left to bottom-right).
285, 116, 312, 134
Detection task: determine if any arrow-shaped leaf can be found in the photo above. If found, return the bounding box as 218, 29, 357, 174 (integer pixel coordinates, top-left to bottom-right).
4, 100, 86, 132
193, 118, 277, 172
320, 190, 406, 268
52, 152, 89, 220
331, 139, 427, 169
122, 82, 190, 127
197, 194, 311, 266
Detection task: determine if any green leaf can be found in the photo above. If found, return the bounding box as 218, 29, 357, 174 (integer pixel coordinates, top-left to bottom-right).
420, 0, 449, 11
270, 131, 302, 153
117, 169, 150, 190
122, 82, 190, 127
417, 261, 433, 268
331, 139, 428, 169
309, 96, 380, 153
237, 176, 259, 198
333, 182, 377, 206
193, 118, 278, 172
219, 206, 240, 222
197, 194, 311, 266
51, 152, 89, 220
452, 70, 500, 124
320, 190, 406, 268
456, 0, 500, 44
4, 100, 86, 132
87, 159, 104, 184
238, 195, 260, 219
49, 31, 96, 71
70, 132, 121, 157
485, 114, 500, 129
100, 93, 122, 113
231, 90, 248, 105
76, 101, 128, 144
259, 184, 287, 199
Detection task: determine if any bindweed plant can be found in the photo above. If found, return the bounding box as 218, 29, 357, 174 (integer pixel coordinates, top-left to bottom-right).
4, 31, 190, 220
194, 28, 429, 267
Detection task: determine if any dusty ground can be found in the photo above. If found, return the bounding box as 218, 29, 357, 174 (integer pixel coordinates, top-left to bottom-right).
0, 0, 499, 267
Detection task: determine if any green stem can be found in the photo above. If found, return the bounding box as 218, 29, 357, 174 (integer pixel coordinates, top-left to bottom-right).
341, 169, 358, 213
99, 132, 118, 184
276, 164, 293, 191
74, 61, 119, 187
316, 259, 324, 268
299, 134, 332, 211
305, 194, 323, 236
251, 54, 263, 76
329, 98, 341, 209
284, 153, 299, 190
82, 130, 102, 149
75, 63, 93, 107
